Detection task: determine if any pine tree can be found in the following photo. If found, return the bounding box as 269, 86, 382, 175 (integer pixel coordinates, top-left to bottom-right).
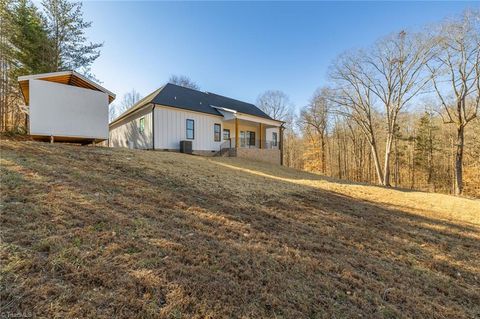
1, 0, 52, 131
9, 0, 53, 75
0, 0, 16, 130
415, 111, 438, 188
41, 0, 102, 73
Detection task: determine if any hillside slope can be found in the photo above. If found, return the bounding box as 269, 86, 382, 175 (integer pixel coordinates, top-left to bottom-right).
1, 140, 479, 318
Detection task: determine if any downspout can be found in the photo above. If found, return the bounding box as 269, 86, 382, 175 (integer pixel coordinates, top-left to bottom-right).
280, 123, 285, 166
151, 104, 155, 150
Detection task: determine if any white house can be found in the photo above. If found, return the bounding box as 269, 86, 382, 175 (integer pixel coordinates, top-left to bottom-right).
18, 71, 115, 144
109, 83, 284, 164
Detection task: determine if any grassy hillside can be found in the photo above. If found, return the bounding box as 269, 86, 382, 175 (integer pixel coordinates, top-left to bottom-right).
1, 140, 479, 318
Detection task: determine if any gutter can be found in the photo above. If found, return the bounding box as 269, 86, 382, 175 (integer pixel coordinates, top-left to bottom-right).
152, 104, 155, 150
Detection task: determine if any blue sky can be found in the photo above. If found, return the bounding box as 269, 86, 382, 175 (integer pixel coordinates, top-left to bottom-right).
80, 1, 477, 111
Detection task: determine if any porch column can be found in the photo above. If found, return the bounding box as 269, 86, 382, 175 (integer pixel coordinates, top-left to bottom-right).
259, 123, 263, 149
235, 118, 239, 150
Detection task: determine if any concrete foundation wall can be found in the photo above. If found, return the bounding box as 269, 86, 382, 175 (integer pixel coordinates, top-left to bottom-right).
236, 148, 281, 165
156, 149, 218, 156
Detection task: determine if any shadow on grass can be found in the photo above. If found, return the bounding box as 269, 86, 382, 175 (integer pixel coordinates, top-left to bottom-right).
211, 156, 456, 195
1, 142, 479, 318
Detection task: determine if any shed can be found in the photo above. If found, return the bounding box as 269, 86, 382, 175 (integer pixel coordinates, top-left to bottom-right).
18, 71, 115, 144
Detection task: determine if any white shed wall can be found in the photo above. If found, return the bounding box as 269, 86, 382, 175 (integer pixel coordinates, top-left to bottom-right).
29, 79, 108, 139
154, 106, 224, 151
109, 106, 153, 149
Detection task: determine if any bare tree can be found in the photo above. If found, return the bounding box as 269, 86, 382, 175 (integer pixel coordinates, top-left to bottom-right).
427, 10, 480, 195
294, 11, 480, 197
169, 75, 199, 90
257, 90, 293, 122
329, 51, 385, 184
369, 31, 436, 186
120, 89, 142, 112
300, 88, 331, 173
329, 30, 436, 186
283, 116, 303, 169
108, 104, 117, 122
109, 89, 142, 122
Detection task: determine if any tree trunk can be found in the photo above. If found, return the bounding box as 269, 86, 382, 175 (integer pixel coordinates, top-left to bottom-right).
383, 133, 393, 187
370, 140, 384, 185
454, 125, 464, 195
337, 135, 342, 179
411, 136, 415, 189
343, 133, 348, 179
320, 133, 326, 174
394, 137, 399, 187
427, 125, 433, 188
368, 147, 372, 183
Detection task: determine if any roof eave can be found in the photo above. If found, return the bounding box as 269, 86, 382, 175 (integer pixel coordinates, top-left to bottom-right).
18, 70, 116, 102
109, 86, 166, 126
109, 102, 153, 127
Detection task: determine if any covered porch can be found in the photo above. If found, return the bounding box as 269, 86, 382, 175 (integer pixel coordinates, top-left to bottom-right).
216, 108, 282, 148
214, 108, 284, 164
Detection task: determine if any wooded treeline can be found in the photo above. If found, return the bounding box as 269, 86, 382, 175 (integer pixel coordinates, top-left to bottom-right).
290, 110, 480, 197
260, 10, 479, 197
0, 0, 101, 132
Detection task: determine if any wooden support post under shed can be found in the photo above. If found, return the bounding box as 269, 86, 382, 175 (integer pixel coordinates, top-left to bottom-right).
235, 118, 239, 150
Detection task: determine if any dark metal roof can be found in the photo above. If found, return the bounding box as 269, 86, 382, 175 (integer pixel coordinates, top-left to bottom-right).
151, 83, 273, 119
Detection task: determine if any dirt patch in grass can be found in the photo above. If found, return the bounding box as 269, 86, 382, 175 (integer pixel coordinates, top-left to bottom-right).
1, 140, 479, 318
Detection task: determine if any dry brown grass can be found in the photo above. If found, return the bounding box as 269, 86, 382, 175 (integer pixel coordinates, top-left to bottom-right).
1, 139, 479, 318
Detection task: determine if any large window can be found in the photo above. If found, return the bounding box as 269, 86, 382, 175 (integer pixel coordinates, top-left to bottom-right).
240, 131, 246, 147
272, 132, 278, 146
248, 131, 256, 147
214, 124, 221, 142
223, 129, 230, 140
241, 131, 256, 147
186, 119, 194, 139
139, 117, 145, 133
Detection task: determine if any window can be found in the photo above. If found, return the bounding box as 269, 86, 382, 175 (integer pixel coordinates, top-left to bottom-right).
223, 129, 230, 140
248, 131, 256, 147
272, 132, 278, 146
186, 119, 194, 139
139, 117, 145, 133
240, 131, 246, 147
241, 131, 256, 147
214, 124, 221, 142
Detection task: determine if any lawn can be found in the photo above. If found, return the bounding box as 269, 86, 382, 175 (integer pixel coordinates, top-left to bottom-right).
1, 140, 479, 318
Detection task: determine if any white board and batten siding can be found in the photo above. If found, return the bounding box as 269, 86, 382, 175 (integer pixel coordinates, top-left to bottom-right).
154, 105, 223, 151
109, 104, 224, 151
29, 79, 108, 139
109, 106, 153, 149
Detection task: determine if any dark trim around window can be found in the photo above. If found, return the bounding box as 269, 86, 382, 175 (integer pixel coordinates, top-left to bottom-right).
248, 131, 255, 146
186, 119, 194, 139
139, 117, 145, 133
214, 123, 221, 142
